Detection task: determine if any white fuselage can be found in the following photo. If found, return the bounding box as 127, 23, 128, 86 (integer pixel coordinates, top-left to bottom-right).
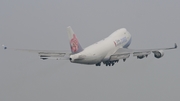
70, 28, 132, 65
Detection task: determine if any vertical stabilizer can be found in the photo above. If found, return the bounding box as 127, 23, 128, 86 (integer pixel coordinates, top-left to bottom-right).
67, 26, 83, 54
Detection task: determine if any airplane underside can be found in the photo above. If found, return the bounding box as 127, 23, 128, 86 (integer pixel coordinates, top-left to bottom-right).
95, 59, 126, 66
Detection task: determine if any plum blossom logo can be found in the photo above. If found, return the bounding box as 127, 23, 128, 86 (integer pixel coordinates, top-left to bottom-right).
70, 34, 79, 53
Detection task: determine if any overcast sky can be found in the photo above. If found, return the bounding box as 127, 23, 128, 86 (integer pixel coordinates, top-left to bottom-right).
0, 0, 180, 101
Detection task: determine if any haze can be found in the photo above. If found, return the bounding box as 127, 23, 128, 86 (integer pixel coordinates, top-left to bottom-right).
0, 1, 180, 101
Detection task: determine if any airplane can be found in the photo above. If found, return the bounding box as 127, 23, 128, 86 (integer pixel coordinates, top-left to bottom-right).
3, 26, 177, 66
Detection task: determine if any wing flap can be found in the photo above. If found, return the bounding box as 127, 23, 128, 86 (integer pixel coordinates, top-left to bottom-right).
133, 51, 151, 56
39, 52, 69, 60
39, 52, 66, 57
110, 53, 130, 61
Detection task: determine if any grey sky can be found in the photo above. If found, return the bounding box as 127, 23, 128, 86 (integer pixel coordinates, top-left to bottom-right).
0, 0, 180, 101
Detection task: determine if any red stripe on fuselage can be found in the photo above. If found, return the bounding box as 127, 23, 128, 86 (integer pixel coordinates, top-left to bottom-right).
114, 41, 117, 46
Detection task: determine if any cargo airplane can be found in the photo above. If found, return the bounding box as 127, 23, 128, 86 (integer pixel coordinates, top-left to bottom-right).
3, 26, 177, 66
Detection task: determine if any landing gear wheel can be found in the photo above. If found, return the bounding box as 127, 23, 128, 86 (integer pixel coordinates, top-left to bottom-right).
95, 63, 101, 66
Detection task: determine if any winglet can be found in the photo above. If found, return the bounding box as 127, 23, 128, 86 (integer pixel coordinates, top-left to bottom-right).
2, 45, 7, 50
174, 43, 177, 48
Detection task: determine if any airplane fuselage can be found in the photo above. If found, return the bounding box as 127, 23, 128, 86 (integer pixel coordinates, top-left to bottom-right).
70, 28, 132, 65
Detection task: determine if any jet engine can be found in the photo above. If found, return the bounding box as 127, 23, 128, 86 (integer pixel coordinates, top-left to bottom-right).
137, 55, 145, 59
153, 50, 164, 58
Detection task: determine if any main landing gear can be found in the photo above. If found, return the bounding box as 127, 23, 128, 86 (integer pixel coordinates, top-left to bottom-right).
95, 62, 101, 66
103, 60, 119, 66
95, 59, 127, 66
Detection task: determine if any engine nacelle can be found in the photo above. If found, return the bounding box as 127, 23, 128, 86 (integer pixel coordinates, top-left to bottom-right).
137, 55, 145, 59
153, 50, 164, 59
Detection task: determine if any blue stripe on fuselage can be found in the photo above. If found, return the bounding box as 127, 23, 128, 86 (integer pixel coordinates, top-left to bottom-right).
123, 37, 132, 48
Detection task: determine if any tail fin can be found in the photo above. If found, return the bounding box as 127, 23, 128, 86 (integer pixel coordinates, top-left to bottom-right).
67, 26, 83, 54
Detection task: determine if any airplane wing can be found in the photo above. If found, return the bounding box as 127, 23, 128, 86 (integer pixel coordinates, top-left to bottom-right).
2, 45, 71, 60
110, 43, 177, 61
